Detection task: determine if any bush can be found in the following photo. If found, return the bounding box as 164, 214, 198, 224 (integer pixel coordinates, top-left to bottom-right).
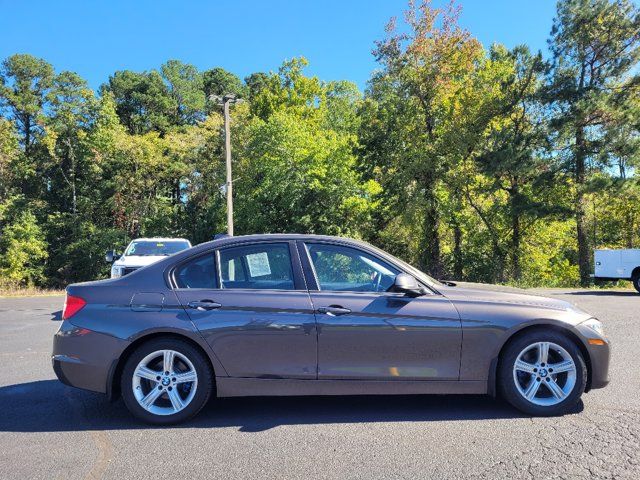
0, 210, 48, 287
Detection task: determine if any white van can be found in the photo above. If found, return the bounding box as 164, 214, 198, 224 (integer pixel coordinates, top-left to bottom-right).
593, 249, 640, 293
106, 238, 192, 278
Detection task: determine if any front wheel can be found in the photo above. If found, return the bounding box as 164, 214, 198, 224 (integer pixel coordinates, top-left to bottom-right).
499, 331, 587, 416
632, 275, 640, 293
121, 338, 213, 424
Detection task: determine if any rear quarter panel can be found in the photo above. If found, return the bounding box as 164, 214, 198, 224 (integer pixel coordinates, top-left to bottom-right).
66, 270, 228, 380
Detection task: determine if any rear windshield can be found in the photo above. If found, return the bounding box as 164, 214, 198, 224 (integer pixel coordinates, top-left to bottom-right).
125, 240, 190, 256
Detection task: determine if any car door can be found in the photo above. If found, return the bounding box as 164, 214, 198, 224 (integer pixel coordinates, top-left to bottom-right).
173, 241, 317, 379
300, 241, 461, 381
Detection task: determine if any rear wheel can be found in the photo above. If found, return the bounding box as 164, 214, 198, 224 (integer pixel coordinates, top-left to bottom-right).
632, 274, 640, 293
121, 338, 213, 424
499, 330, 587, 416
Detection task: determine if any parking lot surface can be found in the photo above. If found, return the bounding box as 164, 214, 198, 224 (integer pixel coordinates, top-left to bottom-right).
0, 290, 638, 479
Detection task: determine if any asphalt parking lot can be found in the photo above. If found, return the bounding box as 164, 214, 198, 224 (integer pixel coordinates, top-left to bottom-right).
0, 290, 638, 479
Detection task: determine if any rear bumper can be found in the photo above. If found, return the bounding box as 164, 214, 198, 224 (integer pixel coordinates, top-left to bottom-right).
52, 320, 128, 394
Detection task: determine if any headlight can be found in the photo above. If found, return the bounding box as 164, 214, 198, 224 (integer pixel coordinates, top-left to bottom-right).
581, 318, 605, 338
111, 266, 123, 278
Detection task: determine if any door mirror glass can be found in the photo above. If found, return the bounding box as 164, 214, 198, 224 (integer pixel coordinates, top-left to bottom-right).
392, 273, 425, 297
105, 250, 119, 263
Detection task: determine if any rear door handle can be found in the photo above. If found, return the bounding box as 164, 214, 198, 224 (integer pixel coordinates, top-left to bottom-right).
317, 306, 351, 316
187, 300, 222, 311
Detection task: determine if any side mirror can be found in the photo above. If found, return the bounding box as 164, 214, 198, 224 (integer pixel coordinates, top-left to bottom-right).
105, 250, 119, 263
392, 273, 425, 297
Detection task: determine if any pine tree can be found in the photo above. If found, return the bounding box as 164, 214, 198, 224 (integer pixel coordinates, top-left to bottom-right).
547, 0, 640, 285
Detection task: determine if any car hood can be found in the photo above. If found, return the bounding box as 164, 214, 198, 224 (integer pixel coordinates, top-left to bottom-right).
113, 255, 168, 268
439, 282, 585, 314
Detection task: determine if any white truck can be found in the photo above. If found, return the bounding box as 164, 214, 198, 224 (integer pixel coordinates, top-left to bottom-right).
593, 249, 640, 293
106, 237, 192, 278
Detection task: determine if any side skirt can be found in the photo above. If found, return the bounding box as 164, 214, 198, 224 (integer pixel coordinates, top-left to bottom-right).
216, 377, 487, 397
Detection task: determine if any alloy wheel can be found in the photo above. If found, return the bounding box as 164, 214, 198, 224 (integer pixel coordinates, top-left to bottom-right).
512, 341, 577, 407
131, 349, 198, 416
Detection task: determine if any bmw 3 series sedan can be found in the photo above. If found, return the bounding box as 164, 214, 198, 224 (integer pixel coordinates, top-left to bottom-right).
52, 234, 610, 424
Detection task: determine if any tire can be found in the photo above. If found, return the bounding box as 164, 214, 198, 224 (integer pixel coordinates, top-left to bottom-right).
632, 275, 640, 294
121, 338, 214, 425
498, 330, 587, 416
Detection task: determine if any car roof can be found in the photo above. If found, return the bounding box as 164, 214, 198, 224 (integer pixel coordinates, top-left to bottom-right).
196, 233, 370, 250
155, 233, 390, 279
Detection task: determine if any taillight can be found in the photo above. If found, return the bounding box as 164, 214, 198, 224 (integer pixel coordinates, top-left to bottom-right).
62, 294, 86, 320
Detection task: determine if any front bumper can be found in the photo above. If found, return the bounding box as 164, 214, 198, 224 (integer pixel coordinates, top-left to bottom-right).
585, 341, 610, 390
52, 320, 128, 394
575, 323, 611, 390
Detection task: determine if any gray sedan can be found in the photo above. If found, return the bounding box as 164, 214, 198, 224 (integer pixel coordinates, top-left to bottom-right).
52, 234, 610, 424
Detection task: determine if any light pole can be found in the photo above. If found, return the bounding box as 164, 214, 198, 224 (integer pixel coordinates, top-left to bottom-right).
210, 93, 242, 236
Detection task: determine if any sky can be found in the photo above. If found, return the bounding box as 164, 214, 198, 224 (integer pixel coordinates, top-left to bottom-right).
0, 0, 557, 92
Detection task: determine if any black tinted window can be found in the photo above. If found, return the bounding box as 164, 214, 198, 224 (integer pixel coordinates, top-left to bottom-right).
306, 243, 399, 292
174, 254, 217, 289
219, 243, 294, 290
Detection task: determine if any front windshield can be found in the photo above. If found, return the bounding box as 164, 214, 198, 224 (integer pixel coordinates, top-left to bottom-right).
125, 240, 190, 256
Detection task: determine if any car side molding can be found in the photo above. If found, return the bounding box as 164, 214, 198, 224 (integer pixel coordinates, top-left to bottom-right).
216, 377, 487, 397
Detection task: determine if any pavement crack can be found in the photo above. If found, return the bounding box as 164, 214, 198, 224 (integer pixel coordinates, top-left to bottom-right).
63, 389, 114, 480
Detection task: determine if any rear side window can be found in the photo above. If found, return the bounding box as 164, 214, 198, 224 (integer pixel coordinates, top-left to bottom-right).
174, 254, 217, 289
219, 243, 295, 290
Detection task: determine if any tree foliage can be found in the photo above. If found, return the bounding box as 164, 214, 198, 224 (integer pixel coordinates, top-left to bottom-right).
0, 0, 639, 289
547, 0, 640, 285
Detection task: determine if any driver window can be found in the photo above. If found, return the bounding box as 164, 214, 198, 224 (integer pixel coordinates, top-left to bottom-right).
306, 243, 399, 292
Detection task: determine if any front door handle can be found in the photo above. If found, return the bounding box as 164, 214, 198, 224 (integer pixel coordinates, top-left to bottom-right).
187, 300, 222, 311
317, 305, 352, 316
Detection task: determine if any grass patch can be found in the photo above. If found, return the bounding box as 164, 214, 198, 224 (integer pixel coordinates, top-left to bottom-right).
0, 286, 65, 298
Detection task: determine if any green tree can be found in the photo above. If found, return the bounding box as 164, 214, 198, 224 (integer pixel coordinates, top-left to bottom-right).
0, 54, 55, 199
0, 54, 54, 156
102, 70, 175, 134
0, 118, 18, 201
235, 59, 379, 237
168, 114, 227, 244
465, 45, 558, 281
0, 207, 48, 287
160, 60, 206, 125
370, 0, 485, 277
43, 71, 97, 215
547, 0, 640, 285
203, 67, 247, 110
244, 72, 270, 102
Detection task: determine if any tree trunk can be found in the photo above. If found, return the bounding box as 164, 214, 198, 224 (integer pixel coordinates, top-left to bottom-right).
420, 180, 443, 279
67, 138, 77, 216
493, 243, 506, 284
24, 115, 31, 158
625, 210, 634, 248
510, 183, 521, 281
452, 220, 463, 280
575, 126, 590, 286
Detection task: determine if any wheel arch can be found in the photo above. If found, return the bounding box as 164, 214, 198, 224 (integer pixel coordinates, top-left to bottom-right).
107, 332, 217, 401
487, 323, 593, 397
